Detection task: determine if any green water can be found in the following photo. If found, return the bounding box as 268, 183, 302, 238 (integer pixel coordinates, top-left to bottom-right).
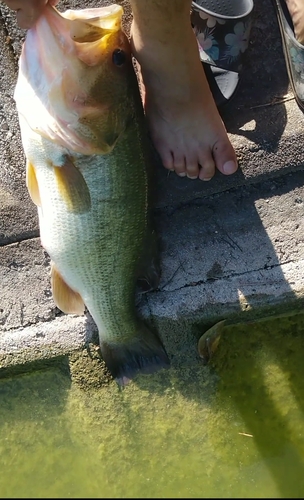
2, 313, 304, 498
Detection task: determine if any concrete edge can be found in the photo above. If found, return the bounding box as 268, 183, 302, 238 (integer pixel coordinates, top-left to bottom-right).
2, 260, 304, 373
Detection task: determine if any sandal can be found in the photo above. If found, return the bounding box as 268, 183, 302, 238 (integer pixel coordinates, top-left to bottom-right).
271, 0, 304, 112
191, 0, 254, 107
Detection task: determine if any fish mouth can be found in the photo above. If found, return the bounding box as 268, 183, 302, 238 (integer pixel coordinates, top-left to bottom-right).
42, 4, 126, 67
45, 4, 123, 43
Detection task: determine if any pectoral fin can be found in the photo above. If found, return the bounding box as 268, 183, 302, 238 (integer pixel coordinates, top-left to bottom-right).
53, 156, 91, 213
51, 263, 85, 315
26, 161, 41, 207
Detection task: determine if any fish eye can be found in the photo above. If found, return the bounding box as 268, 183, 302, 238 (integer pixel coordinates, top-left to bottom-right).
112, 49, 126, 66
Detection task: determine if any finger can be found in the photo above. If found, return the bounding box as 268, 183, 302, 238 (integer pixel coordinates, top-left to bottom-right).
16, 8, 40, 29
13, 0, 50, 29
4, 0, 23, 9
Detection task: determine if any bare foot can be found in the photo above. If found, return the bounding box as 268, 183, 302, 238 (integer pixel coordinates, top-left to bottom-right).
286, 0, 304, 44
130, 20, 238, 181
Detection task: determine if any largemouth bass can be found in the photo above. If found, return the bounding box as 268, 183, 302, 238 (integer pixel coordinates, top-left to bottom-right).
14, 4, 170, 385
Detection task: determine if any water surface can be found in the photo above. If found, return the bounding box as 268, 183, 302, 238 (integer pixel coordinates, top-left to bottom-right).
1, 313, 304, 498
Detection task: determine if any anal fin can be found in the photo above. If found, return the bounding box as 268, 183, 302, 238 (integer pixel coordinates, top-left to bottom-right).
51, 263, 85, 315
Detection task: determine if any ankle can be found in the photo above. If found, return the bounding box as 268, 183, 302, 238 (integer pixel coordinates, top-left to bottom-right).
131, 19, 196, 63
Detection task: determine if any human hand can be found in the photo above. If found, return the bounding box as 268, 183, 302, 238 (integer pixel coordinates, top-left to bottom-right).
2, 0, 59, 29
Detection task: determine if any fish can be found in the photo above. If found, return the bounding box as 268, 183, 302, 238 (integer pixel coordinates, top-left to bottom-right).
14, 4, 170, 385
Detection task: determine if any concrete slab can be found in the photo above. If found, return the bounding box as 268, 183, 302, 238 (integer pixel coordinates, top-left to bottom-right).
145, 172, 304, 324
0, 238, 57, 330
1, 0, 304, 376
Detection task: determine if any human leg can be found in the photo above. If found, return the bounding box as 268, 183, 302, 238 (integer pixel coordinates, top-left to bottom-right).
130, 0, 238, 180
285, 0, 304, 44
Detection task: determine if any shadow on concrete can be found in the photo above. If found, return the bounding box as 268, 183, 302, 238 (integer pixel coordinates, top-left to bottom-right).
152, 167, 304, 314
222, 0, 290, 150
223, 94, 289, 153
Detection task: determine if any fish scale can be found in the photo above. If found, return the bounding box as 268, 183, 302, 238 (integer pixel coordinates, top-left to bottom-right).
33, 127, 147, 339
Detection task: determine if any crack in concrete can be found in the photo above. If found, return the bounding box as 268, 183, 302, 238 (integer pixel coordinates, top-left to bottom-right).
20, 301, 24, 326
0, 232, 40, 247
0, 308, 65, 333
155, 260, 297, 294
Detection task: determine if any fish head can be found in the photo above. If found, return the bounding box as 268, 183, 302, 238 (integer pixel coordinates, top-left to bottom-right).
15, 4, 140, 155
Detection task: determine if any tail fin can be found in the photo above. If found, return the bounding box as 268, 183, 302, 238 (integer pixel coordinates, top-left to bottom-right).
99, 324, 170, 386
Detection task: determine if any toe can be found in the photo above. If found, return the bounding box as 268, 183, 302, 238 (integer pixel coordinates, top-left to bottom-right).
173, 154, 186, 177
198, 152, 216, 181
158, 146, 174, 171
212, 139, 238, 176
185, 153, 199, 179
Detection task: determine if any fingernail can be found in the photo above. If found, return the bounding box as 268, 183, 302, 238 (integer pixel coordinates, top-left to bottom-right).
223, 160, 237, 174
177, 172, 186, 177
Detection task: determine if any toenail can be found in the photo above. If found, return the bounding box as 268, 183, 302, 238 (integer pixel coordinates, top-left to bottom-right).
177, 172, 186, 177
223, 160, 237, 174
202, 177, 212, 182
187, 174, 198, 180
